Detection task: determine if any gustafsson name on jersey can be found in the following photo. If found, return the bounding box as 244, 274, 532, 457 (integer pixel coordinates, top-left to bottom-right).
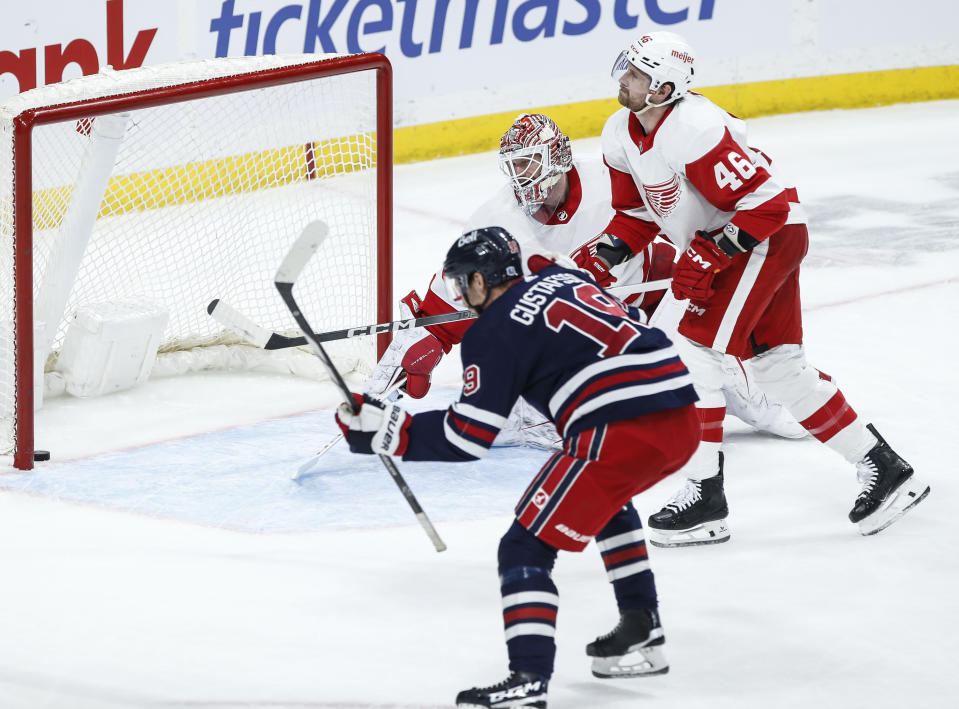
510, 272, 583, 325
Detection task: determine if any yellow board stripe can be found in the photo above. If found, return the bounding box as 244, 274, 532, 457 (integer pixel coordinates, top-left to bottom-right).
31, 64, 958, 226
394, 64, 959, 163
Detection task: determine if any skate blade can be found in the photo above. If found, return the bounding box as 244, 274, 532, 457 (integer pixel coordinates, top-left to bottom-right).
457, 703, 545, 709
648, 519, 730, 548
858, 478, 930, 536
591, 645, 669, 679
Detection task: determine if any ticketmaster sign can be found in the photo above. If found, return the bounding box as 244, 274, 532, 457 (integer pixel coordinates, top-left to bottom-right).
1, 0, 956, 135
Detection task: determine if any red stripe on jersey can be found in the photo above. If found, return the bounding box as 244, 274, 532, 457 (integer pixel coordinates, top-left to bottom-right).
602, 544, 648, 568
603, 163, 659, 254
421, 275, 473, 350
538, 165, 583, 225
448, 410, 498, 444
503, 606, 558, 625
555, 360, 687, 432
605, 162, 645, 212
605, 212, 660, 254
684, 127, 773, 212
729, 190, 790, 242
800, 391, 859, 442
627, 104, 674, 152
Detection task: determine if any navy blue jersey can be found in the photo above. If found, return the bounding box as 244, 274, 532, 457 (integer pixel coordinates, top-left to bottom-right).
403, 265, 698, 462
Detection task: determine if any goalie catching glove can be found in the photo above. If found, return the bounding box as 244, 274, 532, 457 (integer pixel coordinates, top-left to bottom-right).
335, 393, 411, 456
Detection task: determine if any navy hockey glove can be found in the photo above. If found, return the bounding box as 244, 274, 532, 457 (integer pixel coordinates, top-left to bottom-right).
335, 393, 411, 456
572, 234, 632, 287
671, 232, 731, 302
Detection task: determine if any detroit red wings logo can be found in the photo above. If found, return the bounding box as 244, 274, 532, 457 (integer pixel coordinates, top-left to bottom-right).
643, 176, 682, 218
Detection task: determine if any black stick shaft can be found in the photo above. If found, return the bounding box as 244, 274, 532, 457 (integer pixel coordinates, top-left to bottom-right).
274, 222, 446, 552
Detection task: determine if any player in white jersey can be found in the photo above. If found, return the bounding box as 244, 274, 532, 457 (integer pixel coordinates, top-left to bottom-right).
579, 31, 929, 543
367, 113, 804, 447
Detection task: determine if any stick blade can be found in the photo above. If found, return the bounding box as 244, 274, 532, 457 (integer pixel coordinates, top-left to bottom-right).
275, 220, 329, 286
208, 298, 271, 349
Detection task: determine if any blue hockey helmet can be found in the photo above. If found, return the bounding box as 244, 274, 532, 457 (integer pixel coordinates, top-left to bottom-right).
443, 226, 523, 312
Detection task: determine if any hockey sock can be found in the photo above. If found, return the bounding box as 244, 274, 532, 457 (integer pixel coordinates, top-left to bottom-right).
698, 405, 725, 445
595, 503, 657, 611
498, 520, 559, 679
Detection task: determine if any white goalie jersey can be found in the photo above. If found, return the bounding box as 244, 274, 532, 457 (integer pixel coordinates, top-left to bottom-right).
420, 157, 651, 321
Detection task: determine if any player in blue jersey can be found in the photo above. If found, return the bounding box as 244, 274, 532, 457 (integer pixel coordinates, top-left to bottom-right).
336, 226, 701, 708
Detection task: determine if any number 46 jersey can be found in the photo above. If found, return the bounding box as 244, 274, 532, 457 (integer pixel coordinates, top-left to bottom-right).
402, 264, 699, 463
600, 92, 807, 256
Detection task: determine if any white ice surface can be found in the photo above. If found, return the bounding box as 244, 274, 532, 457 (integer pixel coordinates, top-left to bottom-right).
1, 101, 958, 708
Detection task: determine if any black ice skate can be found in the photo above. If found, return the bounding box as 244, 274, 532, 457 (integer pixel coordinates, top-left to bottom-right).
850, 424, 930, 535
586, 608, 668, 678
647, 453, 730, 547
455, 671, 548, 709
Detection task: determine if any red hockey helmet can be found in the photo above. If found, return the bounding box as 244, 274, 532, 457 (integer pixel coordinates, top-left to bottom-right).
499, 113, 572, 215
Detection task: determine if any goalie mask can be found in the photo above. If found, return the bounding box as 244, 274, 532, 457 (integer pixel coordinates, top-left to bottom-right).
499, 113, 572, 215
611, 31, 695, 113
443, 226, 523, 314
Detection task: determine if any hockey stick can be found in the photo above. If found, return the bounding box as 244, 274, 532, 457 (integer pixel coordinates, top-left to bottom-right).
209, 278, 671, 351
610, 278, 671, 296
275, 221, 446, 552
207, 299, 474, 350
291, 373, 408, 482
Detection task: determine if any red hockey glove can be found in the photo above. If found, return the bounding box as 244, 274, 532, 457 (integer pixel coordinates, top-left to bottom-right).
671, 233, 732, 302
571, 234, 631, 288
335, 393, 411, 456
526, 253, 556, 273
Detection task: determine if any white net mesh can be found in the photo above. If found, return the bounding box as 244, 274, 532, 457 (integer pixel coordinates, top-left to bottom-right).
0, 54, 387, 459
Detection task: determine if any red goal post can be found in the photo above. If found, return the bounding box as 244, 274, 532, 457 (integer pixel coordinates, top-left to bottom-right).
0, 53, 393, 470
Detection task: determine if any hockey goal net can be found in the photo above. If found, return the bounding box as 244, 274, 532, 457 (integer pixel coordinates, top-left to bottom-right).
0, 53, 392, 469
